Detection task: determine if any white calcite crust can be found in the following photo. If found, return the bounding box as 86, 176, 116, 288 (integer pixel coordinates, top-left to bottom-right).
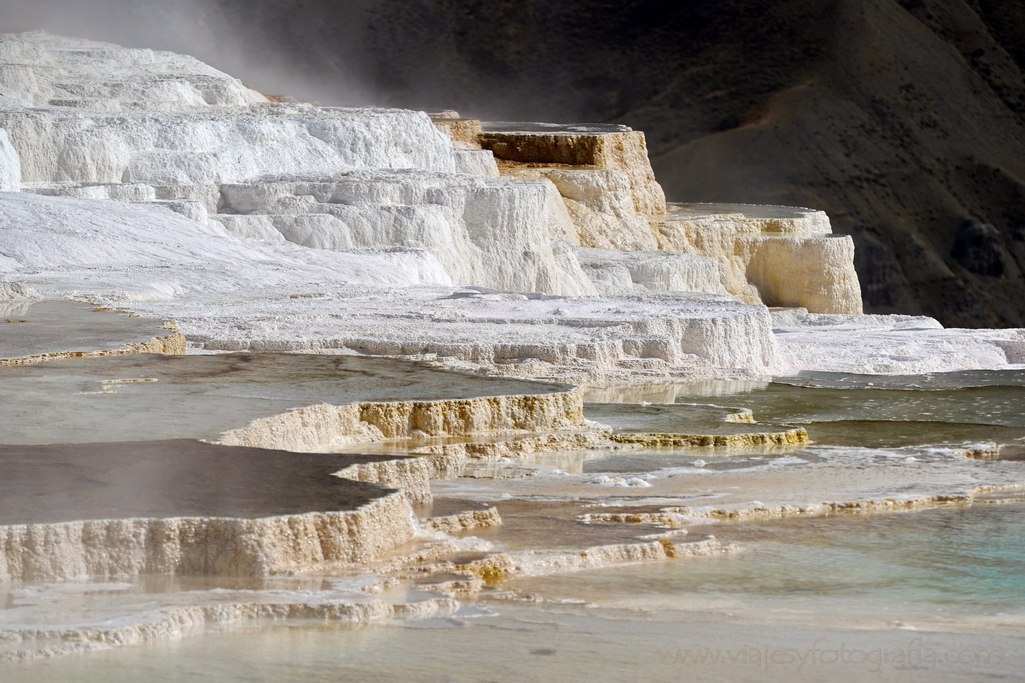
0, 30, 1021, 384
575, 247, 727, 296
773, 310, 1025, 375
0, 192, 453, 294
0, 128, 19, 191
214, 171, 594, 294
0, 105, 455, 186
453, 149, 500, 177
0, 31, 265, 110
130, 288, 779, 382
0, 191, 774, 382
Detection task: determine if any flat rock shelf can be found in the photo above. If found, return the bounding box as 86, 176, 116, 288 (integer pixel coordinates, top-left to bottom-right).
0, 300, 184, 364
0, 352, 579, 446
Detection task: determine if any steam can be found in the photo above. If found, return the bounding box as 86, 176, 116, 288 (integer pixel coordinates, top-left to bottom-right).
0, 0, 382, 105
0, 0, 586, 121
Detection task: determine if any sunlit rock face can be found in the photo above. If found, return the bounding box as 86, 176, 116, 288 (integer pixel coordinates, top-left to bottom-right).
478, 123, 667, 216
653, 204, 864, 314
213, 171, 593, 295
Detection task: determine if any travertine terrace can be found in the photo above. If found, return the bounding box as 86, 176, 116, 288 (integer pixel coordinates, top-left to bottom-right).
0, 441, 418, 582
2, 32, 1021, 380
0, 300, 184, 365
2, 31, 1025, 661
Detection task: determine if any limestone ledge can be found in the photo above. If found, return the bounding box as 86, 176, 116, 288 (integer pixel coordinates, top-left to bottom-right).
0, 326, 185, 366
336, 430, 609, 505
0, 491, 416, 583
188, 292, 779, 386
608, 426, 809, 448
455, 535, 733, 585
404, 428, 609, 460
335, 457, 436, 506
577, 485, 1025, 528
216, 392, 592, 507
215, 389, 585, 454
0, 596, 458, 662
424, 507, 503, 534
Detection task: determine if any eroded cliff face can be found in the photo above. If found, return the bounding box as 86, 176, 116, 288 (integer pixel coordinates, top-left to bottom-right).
433, 117, 863, 314
652, 205, 864, 314
0, 493, 417, 583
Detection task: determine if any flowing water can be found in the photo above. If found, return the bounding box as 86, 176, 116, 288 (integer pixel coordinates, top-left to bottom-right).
5, 371, 1025, 681
9, 503, 1025, 683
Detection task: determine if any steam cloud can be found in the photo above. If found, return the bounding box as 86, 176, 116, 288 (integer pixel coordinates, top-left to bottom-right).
1, 0, 382, 105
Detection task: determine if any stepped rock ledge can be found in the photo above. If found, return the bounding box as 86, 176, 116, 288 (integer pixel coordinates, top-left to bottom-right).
2, 31, 1021, 381
2, 31, 1025, 659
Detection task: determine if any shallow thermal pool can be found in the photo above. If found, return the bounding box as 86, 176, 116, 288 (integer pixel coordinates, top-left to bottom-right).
9, 504, 1025, 682
4, 371, 1025, 682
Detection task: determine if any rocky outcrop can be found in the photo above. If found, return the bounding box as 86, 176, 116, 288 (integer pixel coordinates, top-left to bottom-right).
0, 492, 417, 582
213, 172, 593, 295
432, 116, 862, 313
478, 123, 667, 216
653, 204, 863, 314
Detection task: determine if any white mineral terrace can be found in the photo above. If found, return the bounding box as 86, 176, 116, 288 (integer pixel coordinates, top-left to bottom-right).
0, 31, 1020, 381
2, 31, 1025, 667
